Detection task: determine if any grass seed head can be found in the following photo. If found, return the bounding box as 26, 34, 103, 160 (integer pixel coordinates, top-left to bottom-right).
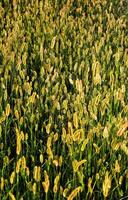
33, 166, 41, 182
73, 112, 78, 129
10, 171, 15, 184
21, 156, 26, 170
102, 171, 111, 198
16, 158, 21, 174
40, 154, 44, 164
9, 192, 16, 200
114, 160, 120, 173
32, 182, 36, 195
53, 173, 61, 193
67, 186, 82, 200
14, 110, 19, 120
0, 177, 4, 191
120, 142, 128, 155
25, 167, 30, 176
88, 177, 93, 194
5, 104, 11, 117
42, 171, 50, 193
72, 159, 86, 173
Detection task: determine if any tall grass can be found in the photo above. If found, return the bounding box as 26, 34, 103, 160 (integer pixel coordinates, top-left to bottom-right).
0, 0, 128, 199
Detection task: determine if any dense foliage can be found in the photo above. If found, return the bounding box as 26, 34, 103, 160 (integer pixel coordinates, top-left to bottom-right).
0, 0, 128, 199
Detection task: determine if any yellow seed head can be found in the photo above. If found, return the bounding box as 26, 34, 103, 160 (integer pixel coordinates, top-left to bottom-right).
119, 176, 123, 185
53, 173, 61, 193
73, 112, 78, 129
66, 134, 73, 145
63, 188, 69, 198
16, 139, 21, 155
73, 129, 84, 143
10, 171, 15, 184
114, 160, 120, 173
23, 82, 32, 95
19, 117, 23, 125
47, 146, 53, 160
88, 177, 93, 194
21, 156, 26, 170
103, 126, 109, 138
40, 154, 44, 164
102, 171, 111, 198
29, 92, 36, 104
76, 79, 83, 93
42, 170, 50, 193
53, 133, 58, 142
9, 192, 16, 200
72, 159, 86, 173
37, 167, 41, 182
16, 158, 21, 174
14, 110, 19, 120
96, 173, 100, 180
21, 131, 25, 141
117, 122, 128, 136
32, 183, 36, 195
46, 123, 51, 134
0, 177, 4, 191
67, 122, 73, 136
62, 128, 67, 142
47, 136, 52, 148
16, 129, 21, 155
5, 104, 11, 117
67, 186, 82, 200
93, 143, 100, 154
81, 138, 89, 151
120, 142, 128, 155
33, 166, 41, 182
13, 0, 17, 8
51, 36, 56, 49
53, 159, 59, 167
93, 69, 101, 86
25, 167, 30, 176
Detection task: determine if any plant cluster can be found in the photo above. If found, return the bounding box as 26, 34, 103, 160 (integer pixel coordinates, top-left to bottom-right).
0, 0, 128, 200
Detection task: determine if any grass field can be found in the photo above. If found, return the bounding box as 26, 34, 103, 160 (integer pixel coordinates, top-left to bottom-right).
0, 0, 128, 199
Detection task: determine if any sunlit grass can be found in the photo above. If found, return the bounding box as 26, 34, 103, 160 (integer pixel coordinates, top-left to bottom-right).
0, 0, 128, 200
